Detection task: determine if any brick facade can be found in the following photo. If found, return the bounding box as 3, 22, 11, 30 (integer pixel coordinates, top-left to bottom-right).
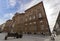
12, 13, 25, 33
24, 1, 51, 35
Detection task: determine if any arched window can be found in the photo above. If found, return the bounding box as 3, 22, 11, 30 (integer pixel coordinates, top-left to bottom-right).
33, 15, 35, 19
29, 22, 32, 25
40, 20, 43, 23
41, 25, 44, 30
33, 22, 36, 24
29, 16, 32, 20
26, 18, 28, 21
38, 13, 42, 18
25, 24, 28, 25
12, 23, 15, 27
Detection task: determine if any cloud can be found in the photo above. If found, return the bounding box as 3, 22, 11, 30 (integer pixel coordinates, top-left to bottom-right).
3, 13, 15, 20
17, 0, 43, 13
23, 0, 43, 10
0, 13, 15, 25
9, 0, 16, 7
0, 0, 20, 25
0, 19, 6, 25
17, 2, 24, 13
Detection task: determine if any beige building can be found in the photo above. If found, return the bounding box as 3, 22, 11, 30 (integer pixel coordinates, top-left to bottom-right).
0, 23, 5, 32
12, 13, 25, 33
53, 12, 60, 35
3, 20, 13, 32
24, 1, 51, 35
2, 1, 51, 35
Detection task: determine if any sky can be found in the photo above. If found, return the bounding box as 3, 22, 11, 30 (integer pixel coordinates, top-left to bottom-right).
0, 0, 60, 32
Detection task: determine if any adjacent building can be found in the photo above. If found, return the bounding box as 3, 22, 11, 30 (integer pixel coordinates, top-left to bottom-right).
53, 12, 60, 35
3, 20, 13, 32
12, 13, 25, 33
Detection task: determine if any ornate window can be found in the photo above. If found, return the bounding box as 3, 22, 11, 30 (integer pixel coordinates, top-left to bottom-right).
41, 25, 44, 30
26, 18, 27, 21
33, 15, 35, 19
25, 24, 28, 25
12, 23, 15, 27
29, 16, 32, 20
40, 20, 43, 23
33, 22, 36, 24
38, 13, 42, 18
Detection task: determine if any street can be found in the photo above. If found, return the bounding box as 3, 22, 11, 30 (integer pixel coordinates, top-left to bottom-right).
0, 33, 60, 41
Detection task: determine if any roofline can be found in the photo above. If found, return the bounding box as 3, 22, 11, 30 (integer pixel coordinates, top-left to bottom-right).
25, 1, 43, 12
12, 12, 25, 19
15, 12, 25, 16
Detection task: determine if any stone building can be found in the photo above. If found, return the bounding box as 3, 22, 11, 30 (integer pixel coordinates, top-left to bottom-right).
0, 23, 5, 32
0, 25, 2, 32
53, 12, 60, 35
1, 23, 6, 31
3, 1, 51, 35
24, 1, 51, 35
12, 13, 25, 33
3, 20, 13, 32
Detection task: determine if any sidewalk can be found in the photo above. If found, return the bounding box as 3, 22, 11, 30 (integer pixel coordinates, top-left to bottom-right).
45, 35, 60, 41
0, 33, 60, 41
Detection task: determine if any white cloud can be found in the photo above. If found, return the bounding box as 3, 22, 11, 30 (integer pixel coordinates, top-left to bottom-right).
9, 0, 16, 7
23, 0, 43, 10
17, 0, 44, 13
3, 13, 15, 19
17, 2, 24, 13
0, 13, 15, 25
0, 19, 6, 25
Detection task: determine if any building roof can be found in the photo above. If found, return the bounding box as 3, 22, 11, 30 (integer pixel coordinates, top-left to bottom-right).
25, 1, 43, 12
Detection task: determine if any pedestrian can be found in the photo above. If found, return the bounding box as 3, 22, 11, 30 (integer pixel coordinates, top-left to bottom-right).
50, 31, 56, 41
51, 34, 55, 41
